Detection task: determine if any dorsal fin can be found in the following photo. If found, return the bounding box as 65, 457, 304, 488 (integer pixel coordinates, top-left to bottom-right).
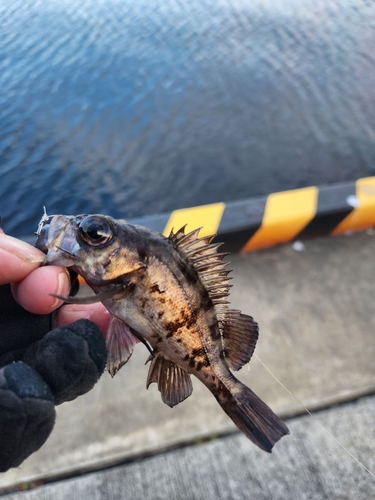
220, 310, 259, 371
170, 226, 231, 308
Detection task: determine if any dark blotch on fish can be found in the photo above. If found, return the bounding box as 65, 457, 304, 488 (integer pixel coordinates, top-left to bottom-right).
177, 260, 199, 286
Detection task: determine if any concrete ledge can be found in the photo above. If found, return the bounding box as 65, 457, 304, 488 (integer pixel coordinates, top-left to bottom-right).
2, 395, 375, 499
125, 177, 375, 252
21, 177, 375, 254
1, 231, 374, 491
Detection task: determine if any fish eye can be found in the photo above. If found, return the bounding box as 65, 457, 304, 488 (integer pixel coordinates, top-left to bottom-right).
79, 216, 113, 246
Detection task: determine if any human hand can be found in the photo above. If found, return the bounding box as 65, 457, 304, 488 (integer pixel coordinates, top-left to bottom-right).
0, 229, 109, 472
0, 228, 112, 333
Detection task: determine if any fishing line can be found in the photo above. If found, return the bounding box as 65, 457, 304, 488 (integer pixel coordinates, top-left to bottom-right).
254, 353, 375, 478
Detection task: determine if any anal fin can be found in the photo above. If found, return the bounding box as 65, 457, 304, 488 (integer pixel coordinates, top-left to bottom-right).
106, 317, 137, 377
221, 310, 259, 371
146, 352, 193, 408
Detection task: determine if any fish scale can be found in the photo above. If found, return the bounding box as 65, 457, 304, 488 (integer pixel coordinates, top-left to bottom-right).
35, 212, 289, 452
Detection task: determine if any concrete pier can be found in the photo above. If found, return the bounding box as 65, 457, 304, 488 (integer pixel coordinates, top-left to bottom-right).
1, 231, 375, 499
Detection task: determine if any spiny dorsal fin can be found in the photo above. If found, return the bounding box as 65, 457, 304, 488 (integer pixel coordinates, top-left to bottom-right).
170, 226, 231, 308
220, 310, 259, 371
171, 227, 258, 370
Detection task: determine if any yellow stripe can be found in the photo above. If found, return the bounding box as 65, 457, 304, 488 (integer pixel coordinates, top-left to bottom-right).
163, 202, 225, 238
332, 177, 375, 235
242, 186, 318, 252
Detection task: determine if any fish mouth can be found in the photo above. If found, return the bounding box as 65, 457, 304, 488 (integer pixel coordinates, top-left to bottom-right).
43, 248, 76, 267
36, 215, 80, 267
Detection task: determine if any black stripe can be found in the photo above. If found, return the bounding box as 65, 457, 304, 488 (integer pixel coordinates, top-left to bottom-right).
214, 228, 260, 253
296, 182, 356, 239
216, 198, 266, 252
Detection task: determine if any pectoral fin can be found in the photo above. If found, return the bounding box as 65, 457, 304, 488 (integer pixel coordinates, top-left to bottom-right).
106, 317, 138, 377
146, 352, 193, 407
221, 310, 259, 371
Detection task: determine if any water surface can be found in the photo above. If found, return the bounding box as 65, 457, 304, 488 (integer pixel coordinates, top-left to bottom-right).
1, 0, 374, 236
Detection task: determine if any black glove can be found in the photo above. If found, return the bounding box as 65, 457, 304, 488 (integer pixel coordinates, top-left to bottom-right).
0, 284, 107, 473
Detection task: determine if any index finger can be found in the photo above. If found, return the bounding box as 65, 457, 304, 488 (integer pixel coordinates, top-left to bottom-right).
56, 303, 112, 337
0, 233, 45, 285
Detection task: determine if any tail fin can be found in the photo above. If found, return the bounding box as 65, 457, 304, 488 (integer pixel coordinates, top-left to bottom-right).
219, 383, 289, 452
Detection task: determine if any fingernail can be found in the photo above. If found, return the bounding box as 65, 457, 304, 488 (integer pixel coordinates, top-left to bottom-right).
51, 270, 70, 309
0, 234, 45, 263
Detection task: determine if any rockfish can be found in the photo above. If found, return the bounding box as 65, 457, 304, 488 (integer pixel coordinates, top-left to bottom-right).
35, 213, 289, 451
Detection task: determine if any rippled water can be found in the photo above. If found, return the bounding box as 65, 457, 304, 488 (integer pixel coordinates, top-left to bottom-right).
1, 0, 375, 236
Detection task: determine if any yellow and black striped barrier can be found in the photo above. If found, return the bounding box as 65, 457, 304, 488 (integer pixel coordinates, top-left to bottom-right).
128, 177, 375, 253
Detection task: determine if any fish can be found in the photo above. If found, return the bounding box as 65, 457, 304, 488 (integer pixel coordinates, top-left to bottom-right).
35, 213, 289, 452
